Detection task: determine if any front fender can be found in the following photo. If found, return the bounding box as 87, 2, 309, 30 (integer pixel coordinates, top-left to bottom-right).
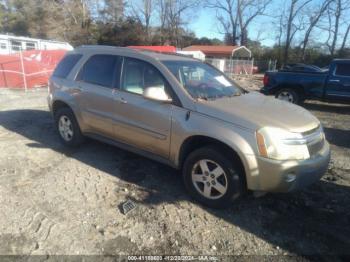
170, 108, 261, 190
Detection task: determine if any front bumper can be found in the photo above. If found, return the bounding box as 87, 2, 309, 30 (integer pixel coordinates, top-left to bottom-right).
255, 141, 330, 192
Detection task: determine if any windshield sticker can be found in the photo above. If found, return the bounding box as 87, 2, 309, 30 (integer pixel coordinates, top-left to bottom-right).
215, 76, 231, 87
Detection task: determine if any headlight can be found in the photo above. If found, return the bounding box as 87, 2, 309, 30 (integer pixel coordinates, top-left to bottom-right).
256, 127, 310, 160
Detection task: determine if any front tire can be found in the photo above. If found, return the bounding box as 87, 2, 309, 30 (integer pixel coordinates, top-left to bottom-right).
183, 146, 245, 209
54, 107, 85, 147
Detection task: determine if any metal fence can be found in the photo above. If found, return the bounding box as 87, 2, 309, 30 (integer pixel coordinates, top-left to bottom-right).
206, 58, 254, 76
205, 58, 277, 76
254, 59, 277, 74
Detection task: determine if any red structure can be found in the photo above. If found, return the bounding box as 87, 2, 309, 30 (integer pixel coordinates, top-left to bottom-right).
0, 50, 67, 89
128, 45, 176, 53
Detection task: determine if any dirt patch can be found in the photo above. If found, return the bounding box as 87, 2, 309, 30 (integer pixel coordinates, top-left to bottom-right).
0, 88, 349, 258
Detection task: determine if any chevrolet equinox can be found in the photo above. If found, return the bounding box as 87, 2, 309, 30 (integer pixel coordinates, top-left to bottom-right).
48, 46, 330, 208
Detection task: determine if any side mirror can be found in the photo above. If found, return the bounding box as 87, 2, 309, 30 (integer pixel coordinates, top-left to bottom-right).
143, 86, 172, 103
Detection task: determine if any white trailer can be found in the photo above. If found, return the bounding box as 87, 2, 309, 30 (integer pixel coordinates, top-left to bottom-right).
177, 50, 206, 61
0, 34, 73, 54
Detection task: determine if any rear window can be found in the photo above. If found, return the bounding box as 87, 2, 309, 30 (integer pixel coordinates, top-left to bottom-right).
335, 64, 350, 77
78, 55, 119, 88
53, 54, 82, 78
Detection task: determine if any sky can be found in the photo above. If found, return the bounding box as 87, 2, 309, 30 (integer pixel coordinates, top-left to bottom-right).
128, 0, 349, 49
186, 0, 349, 49
188, 7, 276, 47
128, 0, 277, 46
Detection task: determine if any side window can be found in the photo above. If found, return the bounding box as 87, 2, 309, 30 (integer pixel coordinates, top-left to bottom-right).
11, 40, 21, 51
26, 42, 36, 50
53, 54, 83, 78
293, 67, 304, 72
79, 55, 119, 88
335, 64, 350, 77
122, 58, 166, 95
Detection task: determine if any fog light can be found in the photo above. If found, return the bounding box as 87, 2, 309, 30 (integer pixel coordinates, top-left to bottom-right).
285, 173, 296, 183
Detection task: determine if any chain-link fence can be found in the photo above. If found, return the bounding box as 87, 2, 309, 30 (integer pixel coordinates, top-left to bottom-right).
253, 60, 277, 74
205, 58, 254, 76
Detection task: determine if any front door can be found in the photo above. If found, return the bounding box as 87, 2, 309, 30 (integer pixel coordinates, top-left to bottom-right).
113, 57, 173, 158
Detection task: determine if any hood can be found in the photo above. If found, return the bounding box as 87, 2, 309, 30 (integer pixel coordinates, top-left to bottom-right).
195, 92, 320, 133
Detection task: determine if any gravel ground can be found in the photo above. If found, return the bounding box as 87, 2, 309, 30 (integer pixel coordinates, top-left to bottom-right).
0, 85, 349, 260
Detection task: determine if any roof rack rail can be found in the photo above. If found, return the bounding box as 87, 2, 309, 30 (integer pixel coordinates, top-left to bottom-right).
130, 48, 200, 59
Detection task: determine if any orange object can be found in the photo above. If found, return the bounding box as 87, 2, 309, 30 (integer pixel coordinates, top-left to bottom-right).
0, 49, 67, 89
256, 132, 268, 158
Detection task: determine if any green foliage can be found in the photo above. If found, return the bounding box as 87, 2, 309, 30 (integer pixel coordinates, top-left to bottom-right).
338, 48, 350, 59
248, 42, 336, 68
0, 0, 221, 48
96, 18, 146, 46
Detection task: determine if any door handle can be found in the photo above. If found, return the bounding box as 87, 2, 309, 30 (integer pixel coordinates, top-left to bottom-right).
119, 98, 128, 104
329, 79, 340, 83
72, 86, 82, 93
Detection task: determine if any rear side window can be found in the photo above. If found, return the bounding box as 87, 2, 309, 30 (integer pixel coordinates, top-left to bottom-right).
79, 55, 119, 88
335, 64, 350, 77
53, 54, 82, 78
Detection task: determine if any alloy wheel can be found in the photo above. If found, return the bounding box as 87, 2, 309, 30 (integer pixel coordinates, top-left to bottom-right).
191, 159, 228, 200
58, 115, 74, 142
277, 91, 295, 103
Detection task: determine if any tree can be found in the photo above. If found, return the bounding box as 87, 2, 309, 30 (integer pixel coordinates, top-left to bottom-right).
298, 0, 332, 61
96, 17, 146, 46
206, 0, 239, 45
130, 0, 154, 43
237, 0, 271, 46
155, 0, 199, 46
340, 24, 350, 52
324, 0, 350, 56
282, 0, 312, 64
100, 0, 124, 23
49, 0, 95, 45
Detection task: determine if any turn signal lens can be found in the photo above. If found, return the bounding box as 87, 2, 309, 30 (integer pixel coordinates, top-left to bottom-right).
256, 132, 268, 158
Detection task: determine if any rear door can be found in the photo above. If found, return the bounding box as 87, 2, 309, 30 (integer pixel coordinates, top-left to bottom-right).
112, 57, 173, 158
75, 54, 121, 137
325, 62, 350, 101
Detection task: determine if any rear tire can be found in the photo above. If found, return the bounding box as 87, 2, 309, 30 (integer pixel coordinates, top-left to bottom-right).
182, 146, 245, 209
275, 88, 300, 104
54, 107, 85, 147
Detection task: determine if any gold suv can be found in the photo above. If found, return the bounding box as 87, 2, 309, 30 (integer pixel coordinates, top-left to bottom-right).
48, 46, 330, 208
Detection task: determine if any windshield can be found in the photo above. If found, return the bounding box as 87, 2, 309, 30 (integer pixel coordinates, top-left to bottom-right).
163, 60, 243, 100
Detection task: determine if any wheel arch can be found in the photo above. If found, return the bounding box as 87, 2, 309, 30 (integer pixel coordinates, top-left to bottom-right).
52, 100, 72, 115
275, 84, 305, 97
178, 135, 247, 188
52, 99, 86, 132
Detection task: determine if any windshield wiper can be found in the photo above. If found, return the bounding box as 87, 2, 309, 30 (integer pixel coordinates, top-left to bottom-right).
229, 93, 242, 97
213, 93, 241, 100
197, 95, 209, 101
